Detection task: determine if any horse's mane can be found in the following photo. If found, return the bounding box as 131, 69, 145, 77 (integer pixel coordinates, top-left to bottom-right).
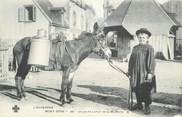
76, 31, 93, 40
66, 31, 95, 49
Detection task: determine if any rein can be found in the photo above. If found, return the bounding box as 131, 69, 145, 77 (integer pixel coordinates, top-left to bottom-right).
107, 59, 129, 78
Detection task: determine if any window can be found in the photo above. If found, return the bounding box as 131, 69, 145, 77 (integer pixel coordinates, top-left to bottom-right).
18, 5, 36, 22
52, 10, 64, 25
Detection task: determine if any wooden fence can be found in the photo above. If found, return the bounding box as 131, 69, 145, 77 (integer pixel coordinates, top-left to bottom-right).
0, 48, 9, 78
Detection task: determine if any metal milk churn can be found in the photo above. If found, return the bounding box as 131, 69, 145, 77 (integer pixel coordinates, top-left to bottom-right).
28, 29, 50, 66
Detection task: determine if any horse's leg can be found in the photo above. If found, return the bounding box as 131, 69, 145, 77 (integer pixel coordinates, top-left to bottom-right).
15, 76, 23, 98
66, 71, 75, 103
21, 78, 25, 97
21, 64, 31, 98
60, 69, 70, 104
15, 53, 23, 99
15, 52, 30, 99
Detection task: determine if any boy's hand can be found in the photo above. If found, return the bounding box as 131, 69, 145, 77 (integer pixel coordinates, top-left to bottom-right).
145, 73, 153, 82
126, 72, 130, 78
147, 74, 153, 80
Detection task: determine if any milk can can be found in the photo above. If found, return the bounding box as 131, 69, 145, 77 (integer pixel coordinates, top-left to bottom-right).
28, 29, 50, 66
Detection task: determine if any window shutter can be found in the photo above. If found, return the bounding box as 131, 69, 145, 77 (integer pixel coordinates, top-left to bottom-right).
18, 5, 36, 22
18, 7, 21, 21
24, 7, 29, 21
18, 7, 25, 22
33, 6, 36, 21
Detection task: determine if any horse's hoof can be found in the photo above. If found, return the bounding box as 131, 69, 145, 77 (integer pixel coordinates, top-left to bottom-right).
23, 95, 28, 100
18, 96, 22, 101
17, 94, 22, 99
67, 98, 74, 104
62, 101, 66, 105
22, 93, 26, 98
61, 100, 66, 105
21, 97, 28, 101
17, 93, 21, 97
60, 97, 66, 105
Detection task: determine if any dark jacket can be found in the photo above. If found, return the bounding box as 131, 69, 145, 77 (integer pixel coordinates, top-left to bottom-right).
128, 44, 156, 92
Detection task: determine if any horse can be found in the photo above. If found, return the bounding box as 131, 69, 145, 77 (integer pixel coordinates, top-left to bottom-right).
12, 31, 109, 104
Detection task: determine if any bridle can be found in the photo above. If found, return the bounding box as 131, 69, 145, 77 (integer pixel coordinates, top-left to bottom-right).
93, 27, 107, 49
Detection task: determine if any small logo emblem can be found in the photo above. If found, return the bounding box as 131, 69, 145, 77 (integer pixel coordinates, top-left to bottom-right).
12, 105, 20, 113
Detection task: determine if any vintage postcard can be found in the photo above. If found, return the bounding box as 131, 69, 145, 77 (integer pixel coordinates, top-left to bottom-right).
0, 0, 181, 117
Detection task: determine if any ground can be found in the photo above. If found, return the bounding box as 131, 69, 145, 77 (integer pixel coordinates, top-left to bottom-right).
0, 58, 182, 117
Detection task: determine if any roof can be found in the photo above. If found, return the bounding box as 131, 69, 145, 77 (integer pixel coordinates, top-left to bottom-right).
33, 0, 69, 28
162, 0, 182, 27
105, 0, 177, 35
165, 12, 181, 27
70, 0, 86, 10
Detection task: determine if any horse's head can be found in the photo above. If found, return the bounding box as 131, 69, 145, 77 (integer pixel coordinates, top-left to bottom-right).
92, 30, 111, 60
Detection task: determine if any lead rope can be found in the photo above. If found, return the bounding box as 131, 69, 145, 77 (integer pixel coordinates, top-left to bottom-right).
106, 58, 133, 110
107, 59, 129, 77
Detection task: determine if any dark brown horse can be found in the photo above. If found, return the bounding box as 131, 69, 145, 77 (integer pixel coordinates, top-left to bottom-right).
13, 31, 109, 104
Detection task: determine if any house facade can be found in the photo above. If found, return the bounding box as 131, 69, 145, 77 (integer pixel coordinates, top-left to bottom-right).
0, 0, 95, 41
0, 0, 49, 40
0, 0, 96, 73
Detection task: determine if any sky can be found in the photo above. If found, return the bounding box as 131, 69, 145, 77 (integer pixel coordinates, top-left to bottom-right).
84, 0, 169, 18
84, 0, 104, 18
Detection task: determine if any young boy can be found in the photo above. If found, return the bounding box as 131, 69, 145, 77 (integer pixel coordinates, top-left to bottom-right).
128, 28, 156, 114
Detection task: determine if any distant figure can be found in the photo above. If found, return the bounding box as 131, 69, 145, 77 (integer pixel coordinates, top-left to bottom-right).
110, 39, 116, 47
93, 22, 99, 35
110, 35, 117, 47
128, 28, 156, 114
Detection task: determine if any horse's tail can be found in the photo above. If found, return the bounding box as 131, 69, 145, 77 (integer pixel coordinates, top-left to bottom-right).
12, 52, 16, 71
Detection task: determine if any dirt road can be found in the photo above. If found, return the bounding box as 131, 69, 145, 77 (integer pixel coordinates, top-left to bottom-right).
0, 58, 181, 117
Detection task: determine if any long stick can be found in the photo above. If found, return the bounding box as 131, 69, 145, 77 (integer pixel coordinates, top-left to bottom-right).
128, 79, 133, 110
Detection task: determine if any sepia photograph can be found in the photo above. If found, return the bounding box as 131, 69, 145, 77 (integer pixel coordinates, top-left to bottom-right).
0, 0, 182, 117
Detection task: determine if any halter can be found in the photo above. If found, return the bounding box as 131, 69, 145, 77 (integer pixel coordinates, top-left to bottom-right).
91, 32, 106, 56
93, 29, 106, 48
